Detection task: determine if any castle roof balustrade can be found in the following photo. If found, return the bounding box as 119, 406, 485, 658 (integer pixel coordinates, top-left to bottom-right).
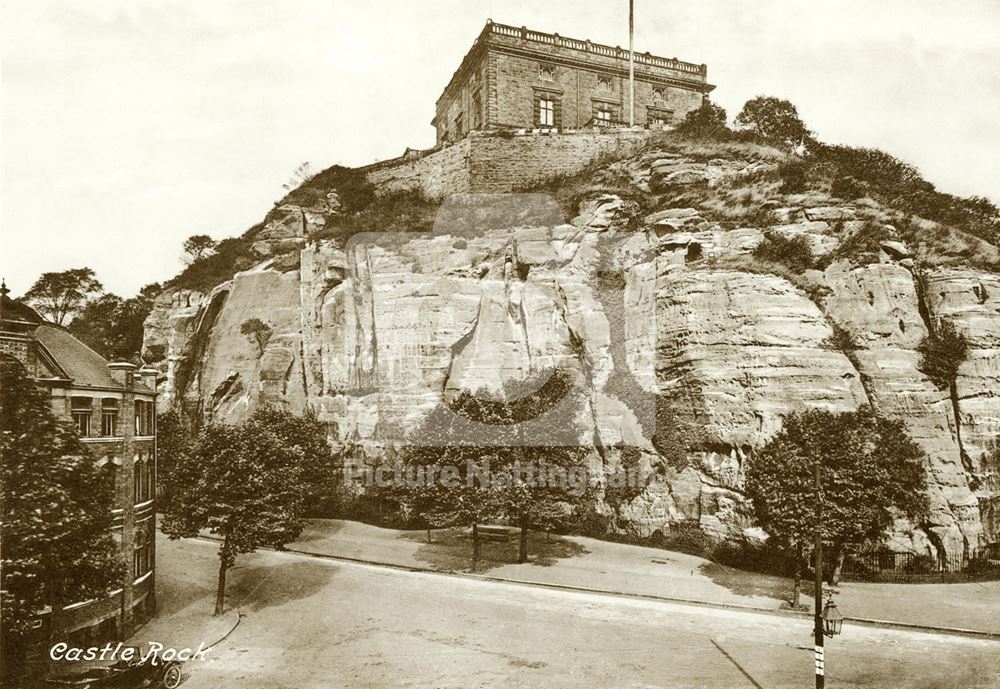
487, 21, 707, 76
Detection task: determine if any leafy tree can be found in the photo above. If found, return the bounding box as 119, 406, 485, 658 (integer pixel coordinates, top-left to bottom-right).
1, 359, 121, 681
734, 96, 812, 148
68, 283, 160, 361
674, 100, 729, 139
241, 318, 273, 356
397, 394, 506, 570
917, 320, 969, 391
21, 267, 103, 325
745, 410, 928, 598
182, 235, 217, 264
156, 409, 192, 507
161, 406, 330, 615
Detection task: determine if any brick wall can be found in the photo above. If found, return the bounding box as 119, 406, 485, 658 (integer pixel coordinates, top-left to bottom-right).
363, 130, 651, 200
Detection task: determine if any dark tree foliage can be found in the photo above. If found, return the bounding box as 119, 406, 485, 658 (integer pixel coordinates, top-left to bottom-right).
753, 232, 814, 272
161, 406, 331, 615
1, 359, 121, 680
734, 96, 812, 148
240, 318, 273, 356
674, 100, 730, 139
182, 235, 217, 264
397, 369, 592, 567
745, 410, 929, 589
22, 268, 103, 325
155, 409, 191, 507
68, 283, 160, 361
917, 320, 970, 391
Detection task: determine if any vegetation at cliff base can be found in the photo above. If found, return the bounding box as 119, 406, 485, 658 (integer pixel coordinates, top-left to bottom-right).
744, 410, 929, 601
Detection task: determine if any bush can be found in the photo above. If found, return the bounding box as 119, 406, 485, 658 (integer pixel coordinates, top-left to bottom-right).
712, 537, 793, 576
674, 101, 730, 140
903, 553, 937, 575
753, 232, 814, 271
777, 160, 808, 194
917, 320, 970, 390
831, 175, 866, 200
660, 521, 713, 557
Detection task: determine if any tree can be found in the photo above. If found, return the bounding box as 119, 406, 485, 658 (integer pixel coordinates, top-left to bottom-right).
744, 410, 928, 601
161, 406, 329, 615
674, 100, 729, 139
282, 162, 314, 191
21, 267, 103, 325
155, 409, 192, 508
241, 318, 273, 356
182, 235, 217, 264
68, 283, 160, 361
734, 96, 812, 149
917, 320, 969, 391
1, 359, 121, 681
397, 393, 508, 570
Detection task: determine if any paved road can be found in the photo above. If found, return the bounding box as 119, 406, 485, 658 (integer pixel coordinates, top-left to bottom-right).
157, 537, 1000, 689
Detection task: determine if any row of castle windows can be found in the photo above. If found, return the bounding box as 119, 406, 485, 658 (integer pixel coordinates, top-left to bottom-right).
536, 95, 672, 127
538, 63, 671, 103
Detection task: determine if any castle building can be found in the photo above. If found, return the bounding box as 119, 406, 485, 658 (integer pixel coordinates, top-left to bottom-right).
432, 20, 715, 145
0, 294, 158, 656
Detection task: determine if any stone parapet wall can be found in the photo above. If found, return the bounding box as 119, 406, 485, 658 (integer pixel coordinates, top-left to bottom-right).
364, 130, 652, 199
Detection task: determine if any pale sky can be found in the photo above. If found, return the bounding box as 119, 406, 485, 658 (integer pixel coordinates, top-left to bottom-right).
2, 0, 998, 296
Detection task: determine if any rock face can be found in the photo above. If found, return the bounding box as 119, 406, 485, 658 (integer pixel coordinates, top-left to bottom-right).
143, 147, 1000, 556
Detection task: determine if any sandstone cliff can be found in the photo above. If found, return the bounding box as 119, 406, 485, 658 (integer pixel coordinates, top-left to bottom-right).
143, 138, 999, 558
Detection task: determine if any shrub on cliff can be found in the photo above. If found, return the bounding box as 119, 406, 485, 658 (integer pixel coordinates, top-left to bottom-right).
917, 320, 969, 390
753, 232, 814, 272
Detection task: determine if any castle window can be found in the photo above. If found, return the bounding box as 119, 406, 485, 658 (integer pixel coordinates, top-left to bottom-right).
472, 88, 482, 128
538, 98, 555, 126
538, 64, 554, 81
595, 105, 614, 124
454, 113, 464, 134
597, 75, 613, 93
71, 397, 92, 437
101, 398, 119, 437
652, 87, 665, 103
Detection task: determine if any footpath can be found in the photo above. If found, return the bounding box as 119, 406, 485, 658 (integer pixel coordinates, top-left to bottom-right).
278, 518, 1000, 638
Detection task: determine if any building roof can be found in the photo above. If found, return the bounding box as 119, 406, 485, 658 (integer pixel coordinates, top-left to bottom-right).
32, 324, 122, 389
0, 298, 154, 393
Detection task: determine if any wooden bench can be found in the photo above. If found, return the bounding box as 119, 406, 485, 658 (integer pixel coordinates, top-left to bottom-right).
471, 525, 513, 542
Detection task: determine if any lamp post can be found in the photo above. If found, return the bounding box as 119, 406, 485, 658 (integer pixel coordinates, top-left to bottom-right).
813, 459, 843, 689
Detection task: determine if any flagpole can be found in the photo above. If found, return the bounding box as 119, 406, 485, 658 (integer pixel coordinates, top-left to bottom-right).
628, 0, 635, 126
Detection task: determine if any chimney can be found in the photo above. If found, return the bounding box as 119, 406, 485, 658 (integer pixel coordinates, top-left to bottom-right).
137, 367, 159, 393
107, 362, 136, 389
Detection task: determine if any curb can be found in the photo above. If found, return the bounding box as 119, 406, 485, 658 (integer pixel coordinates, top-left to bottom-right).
191, 535, 1000, 642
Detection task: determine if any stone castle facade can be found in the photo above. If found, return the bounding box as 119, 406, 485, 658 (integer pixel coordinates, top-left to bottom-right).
432, 21, 714, 144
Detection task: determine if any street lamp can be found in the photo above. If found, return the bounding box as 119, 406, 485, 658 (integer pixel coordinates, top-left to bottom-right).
821, 594, 843, 637
813, 460, 844, 689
